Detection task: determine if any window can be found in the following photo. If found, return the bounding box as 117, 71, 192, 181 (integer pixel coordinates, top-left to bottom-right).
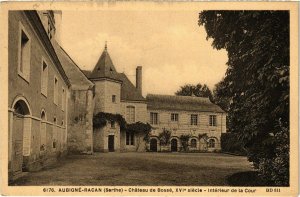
209, 115, 217, 126
126, 106, 135, 123
54, 77, 58, 104
150, 112, 158, 125
18, 24, 31, 82
126, 132, 135, 145
208, 139, 216, 148
171, 113, 179, 122
111, 121, 115, 128
53, 117, 57, 124
190, 114, 198, 125
41, 60, 48, 96
112, 95, 116, 103
191, 139, 197, 148
62, 88, 65, 111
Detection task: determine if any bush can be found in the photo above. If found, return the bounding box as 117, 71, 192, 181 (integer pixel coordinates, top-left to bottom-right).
256, 123, 289, 186
221, 133, 247, 155
179, 134, 191, 152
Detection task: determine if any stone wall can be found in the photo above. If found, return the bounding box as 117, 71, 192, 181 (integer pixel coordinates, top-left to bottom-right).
120, 131, 147, 152
120, 101, 147, 123
93, 80, 121, 115
8, 11, 69, 180
93, 121, 121, 152
67, 89, 94, 154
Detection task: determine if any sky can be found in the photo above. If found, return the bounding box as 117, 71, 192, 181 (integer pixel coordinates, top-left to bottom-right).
59, 10, 228, 96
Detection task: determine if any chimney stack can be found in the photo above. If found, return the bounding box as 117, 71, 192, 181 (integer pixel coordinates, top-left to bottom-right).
136, 66, 142, 95
53, 10, 62, 44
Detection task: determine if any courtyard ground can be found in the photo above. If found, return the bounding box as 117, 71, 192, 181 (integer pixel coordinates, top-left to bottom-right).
11, 152, 255, 186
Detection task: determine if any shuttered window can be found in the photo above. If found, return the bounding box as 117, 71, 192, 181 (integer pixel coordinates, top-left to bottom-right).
126, 106, 135, 123
150, 112, 158, 125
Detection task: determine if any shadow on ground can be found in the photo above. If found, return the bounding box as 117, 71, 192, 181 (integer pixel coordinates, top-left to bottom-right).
226, 171, 266, 186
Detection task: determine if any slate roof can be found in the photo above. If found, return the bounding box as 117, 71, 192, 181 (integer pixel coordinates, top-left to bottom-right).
52, 40, 94, 90
84, 46, 145, 102
88, 47, 122, 82
146, 94, 225, 113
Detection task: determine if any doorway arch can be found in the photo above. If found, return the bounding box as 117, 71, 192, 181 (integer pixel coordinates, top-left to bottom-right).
171, 138, 178, 152
150, 138, 158, 152
11, 97, 31, 174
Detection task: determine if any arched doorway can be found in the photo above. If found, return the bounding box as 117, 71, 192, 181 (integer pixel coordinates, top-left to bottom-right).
12, 99, 30, 174
150, 138, 157, 152
190, 139, 197, 148
171, 139, 178, 152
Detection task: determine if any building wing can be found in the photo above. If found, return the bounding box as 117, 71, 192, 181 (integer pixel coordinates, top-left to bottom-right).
146, 94, 224, 113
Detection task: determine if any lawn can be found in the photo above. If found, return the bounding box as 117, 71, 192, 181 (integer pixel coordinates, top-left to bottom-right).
11, 152, 254, 186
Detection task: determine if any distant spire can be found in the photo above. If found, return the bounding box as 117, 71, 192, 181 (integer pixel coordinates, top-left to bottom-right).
105, 41, 107, 51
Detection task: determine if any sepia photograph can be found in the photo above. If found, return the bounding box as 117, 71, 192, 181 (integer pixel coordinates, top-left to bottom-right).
1, 1, 298, 196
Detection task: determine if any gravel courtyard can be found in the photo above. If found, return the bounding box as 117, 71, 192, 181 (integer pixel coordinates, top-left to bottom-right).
11, 152, 253, 186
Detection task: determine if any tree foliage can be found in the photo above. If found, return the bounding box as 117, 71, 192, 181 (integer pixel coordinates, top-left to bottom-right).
158, 129, 172, 146
175, 83, 213, 101
93, 112, 126, 130
213, 79, 231, 112
179, 134, 191, 151
199, 11, 289, 185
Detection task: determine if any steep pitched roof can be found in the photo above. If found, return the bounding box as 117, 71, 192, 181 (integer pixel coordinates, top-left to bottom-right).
52, 40, 94, 90
146, 94, 224, 113
88, 46, 121, 82
118, 73, 145, 101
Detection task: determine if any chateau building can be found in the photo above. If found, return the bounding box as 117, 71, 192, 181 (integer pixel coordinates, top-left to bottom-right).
8, 10, 70, 180
8, 10, 226, 181
146, 94, 226, 152
82, 44, 148, 152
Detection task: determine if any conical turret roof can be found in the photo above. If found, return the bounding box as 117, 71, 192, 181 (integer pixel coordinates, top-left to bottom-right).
89, 43, 120, 81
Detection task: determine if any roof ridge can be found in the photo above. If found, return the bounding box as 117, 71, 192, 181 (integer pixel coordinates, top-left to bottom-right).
58, 44, 94, 86
147, 94, 210, 100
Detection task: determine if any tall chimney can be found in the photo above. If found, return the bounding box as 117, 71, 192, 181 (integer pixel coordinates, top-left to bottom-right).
136, 66, 142, 95
53, 10, 62, 44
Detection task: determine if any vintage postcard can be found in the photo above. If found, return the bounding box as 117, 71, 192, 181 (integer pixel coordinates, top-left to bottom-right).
0, 1, 298, 196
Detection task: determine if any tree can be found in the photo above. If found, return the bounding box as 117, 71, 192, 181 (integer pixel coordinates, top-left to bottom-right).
213, 79, 231, 112
175, 83, 213, 101
179, 134, 191, 151
199, 11, 289, 185
158, 129, 172, 146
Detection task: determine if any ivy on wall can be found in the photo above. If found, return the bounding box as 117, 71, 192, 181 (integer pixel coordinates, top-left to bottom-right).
93, 112, 152, 138
93, 112, 126, 130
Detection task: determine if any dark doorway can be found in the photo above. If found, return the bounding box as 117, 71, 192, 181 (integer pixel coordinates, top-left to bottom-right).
171, 139, 178, 152
108, 135, 114, 152
150, 138, 157, 152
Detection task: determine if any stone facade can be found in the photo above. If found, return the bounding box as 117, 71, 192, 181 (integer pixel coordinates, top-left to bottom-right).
67, 89, 94, 154
93, 121, 121, 152
8, 11, 70, 181
146, 94, 226, 152
93, 80, 122, 114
